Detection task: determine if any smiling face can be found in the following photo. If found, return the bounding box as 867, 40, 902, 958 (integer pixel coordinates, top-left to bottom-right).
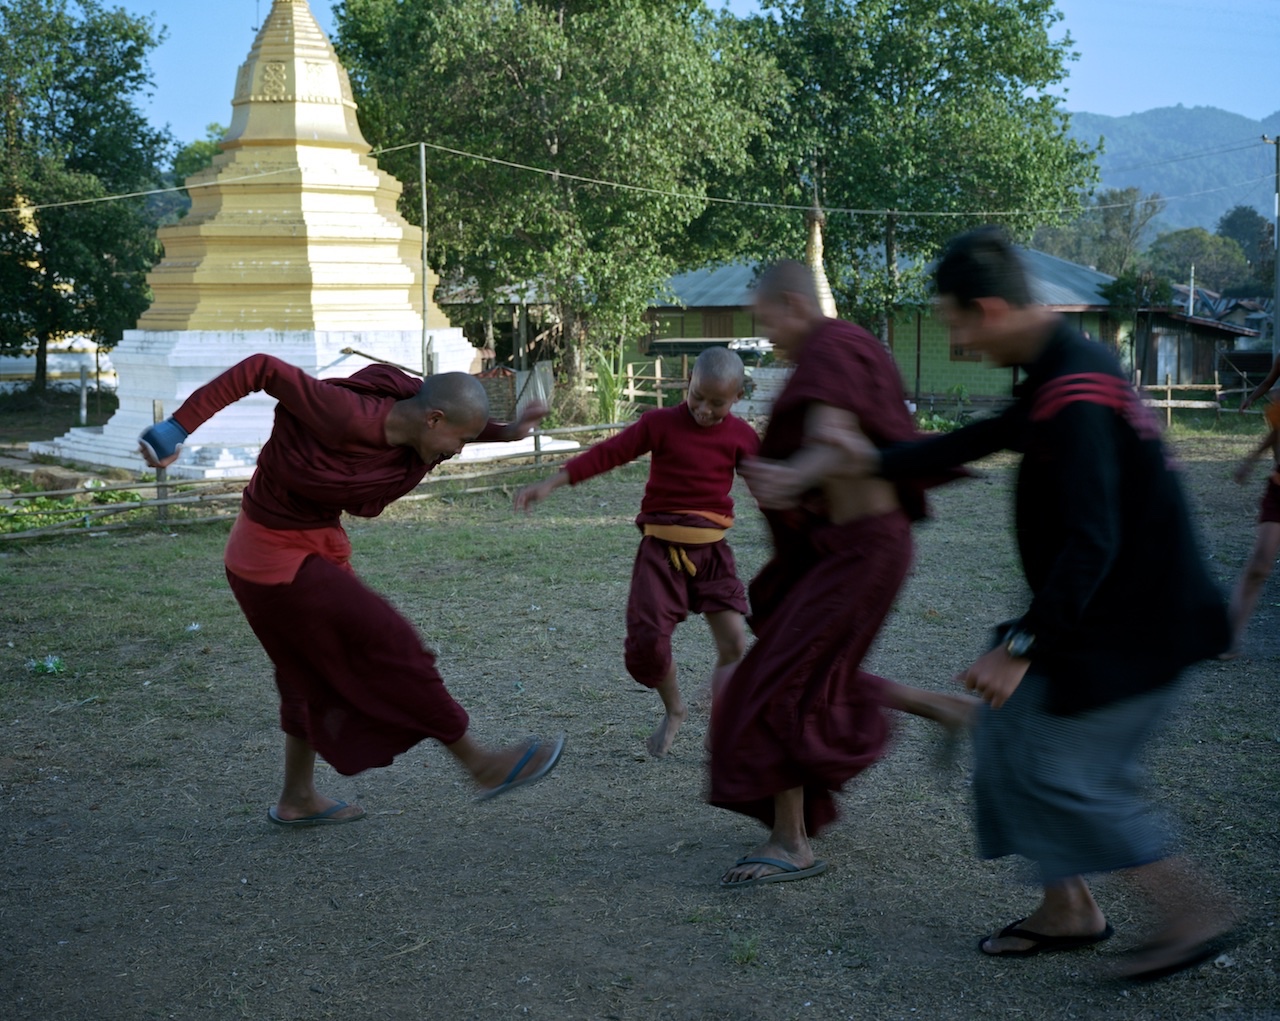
686, 371, 743, 428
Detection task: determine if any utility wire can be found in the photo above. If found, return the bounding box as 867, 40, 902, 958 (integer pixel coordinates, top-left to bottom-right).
2, 137, 1273, 220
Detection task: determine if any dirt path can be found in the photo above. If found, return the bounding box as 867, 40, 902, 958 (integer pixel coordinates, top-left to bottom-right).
1, 438, 1276, 1020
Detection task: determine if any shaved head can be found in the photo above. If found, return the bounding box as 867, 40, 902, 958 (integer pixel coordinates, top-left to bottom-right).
754, 260, 820, 309
413, 372, 489, 426
692, 347, 745, 389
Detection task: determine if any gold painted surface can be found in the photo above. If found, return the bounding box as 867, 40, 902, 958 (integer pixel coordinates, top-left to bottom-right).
805, 205, 839, 319
139, 0, 448, 332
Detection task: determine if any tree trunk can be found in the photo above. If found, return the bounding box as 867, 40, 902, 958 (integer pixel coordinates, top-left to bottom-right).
33, 329, 49, 392
880, 213, 898, 347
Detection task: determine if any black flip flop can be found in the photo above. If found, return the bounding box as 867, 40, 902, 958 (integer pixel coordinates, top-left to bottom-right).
979, 918, 1115, 957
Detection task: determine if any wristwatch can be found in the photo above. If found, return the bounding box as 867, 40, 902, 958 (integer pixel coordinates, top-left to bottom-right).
1004, 627, 1035, 659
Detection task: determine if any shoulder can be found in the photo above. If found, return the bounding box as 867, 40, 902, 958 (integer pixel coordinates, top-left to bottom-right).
333, 364, 423, 400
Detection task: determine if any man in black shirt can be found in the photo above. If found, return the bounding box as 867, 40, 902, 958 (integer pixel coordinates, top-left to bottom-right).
822, 228, 1235, 980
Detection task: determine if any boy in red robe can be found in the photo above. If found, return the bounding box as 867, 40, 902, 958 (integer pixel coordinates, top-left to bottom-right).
712, 261, 975, 888
514, 347, 758, 757
1224, 393, 1280, 655
138, 355, 564, 826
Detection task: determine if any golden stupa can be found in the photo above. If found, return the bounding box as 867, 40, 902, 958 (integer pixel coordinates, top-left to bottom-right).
805, 204, 839, 319
138, 0, 448, 332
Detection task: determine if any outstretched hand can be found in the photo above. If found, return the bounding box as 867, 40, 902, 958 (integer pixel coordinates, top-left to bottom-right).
1233, 460, 1253, 486
137, 443, 181, 470
508, 400, 550, 441
954, 646, 1030, 710
514, 479, 554, 514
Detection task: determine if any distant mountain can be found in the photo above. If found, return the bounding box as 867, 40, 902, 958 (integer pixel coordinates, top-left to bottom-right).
1066, 106, 1280, 234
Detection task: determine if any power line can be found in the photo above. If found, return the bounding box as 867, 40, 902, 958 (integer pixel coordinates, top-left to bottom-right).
2, 138, 1271, 221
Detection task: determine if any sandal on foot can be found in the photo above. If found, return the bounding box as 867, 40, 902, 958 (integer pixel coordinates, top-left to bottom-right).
475, 734, 566, 803
1119, 928, 1240, 982
719, 855, 828, 889
979, 918, 1114, 957
267, 801, 366, 827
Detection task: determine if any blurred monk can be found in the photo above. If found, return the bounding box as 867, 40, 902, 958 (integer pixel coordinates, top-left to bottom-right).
711, 261, 975, 888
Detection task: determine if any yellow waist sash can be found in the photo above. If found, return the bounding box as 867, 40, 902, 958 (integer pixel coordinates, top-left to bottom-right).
642, 511, 732, 575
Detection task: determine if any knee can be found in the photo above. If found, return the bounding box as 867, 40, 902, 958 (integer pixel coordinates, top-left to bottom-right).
624, 627, 672, 688
1244, 553, 1275, 585
717, 631, 747, 665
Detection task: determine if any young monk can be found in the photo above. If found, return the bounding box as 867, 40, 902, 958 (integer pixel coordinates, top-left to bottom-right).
711, 261, 976, 888
1224, 391, 1280, 655
138, 354, 565, 825
514, 347, 758, 757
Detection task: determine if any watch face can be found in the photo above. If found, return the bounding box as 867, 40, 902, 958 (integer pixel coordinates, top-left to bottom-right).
1007, 630, 1034, 657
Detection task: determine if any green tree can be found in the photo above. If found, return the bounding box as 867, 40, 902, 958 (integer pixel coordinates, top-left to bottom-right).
0, 0, 169, 390
702, 0, 1098, 335
1033, 187, 1164, 276
1215, 204, 1273, 295
334, 0, 779, 376
1147, 227, 1250, 294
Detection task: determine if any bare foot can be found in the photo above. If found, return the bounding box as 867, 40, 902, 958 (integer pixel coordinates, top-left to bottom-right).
646, 706, 688, 757
720, 840, 816, 886
1112, 915, 1239, 980
271, 795, 365, 824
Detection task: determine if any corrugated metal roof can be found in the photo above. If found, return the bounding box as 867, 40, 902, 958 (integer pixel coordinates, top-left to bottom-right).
657, 250, 1114, 311
1018, 248, 1113, 308
657, 263, 758, 308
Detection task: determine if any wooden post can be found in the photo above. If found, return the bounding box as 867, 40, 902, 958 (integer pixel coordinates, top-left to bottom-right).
152, 400, 169, 524
655, 356, 663, 407
533, 425, 543, 466
78, 365, 88, 425
1165, 372, 1172, 429
681, 354, 689, 382
1214, 370, 1221, 422
626, 362, 635, 402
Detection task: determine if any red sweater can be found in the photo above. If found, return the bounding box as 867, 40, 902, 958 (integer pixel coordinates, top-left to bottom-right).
564, 403, 759, 522
173, 354, 507, 530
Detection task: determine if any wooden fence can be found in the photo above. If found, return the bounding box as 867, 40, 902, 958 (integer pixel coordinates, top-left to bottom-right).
582, 357, 692, 407
0, 421, 628, 542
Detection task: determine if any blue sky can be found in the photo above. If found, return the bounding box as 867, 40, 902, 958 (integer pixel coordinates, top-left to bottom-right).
118, 0, 1280, 146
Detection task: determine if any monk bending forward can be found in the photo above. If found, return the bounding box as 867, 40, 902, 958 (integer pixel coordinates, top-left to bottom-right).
139, 355, 564, 826
711, 261, 974, 888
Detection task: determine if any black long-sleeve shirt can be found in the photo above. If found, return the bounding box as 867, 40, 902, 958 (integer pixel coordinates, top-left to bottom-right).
880, 319, 1229, 714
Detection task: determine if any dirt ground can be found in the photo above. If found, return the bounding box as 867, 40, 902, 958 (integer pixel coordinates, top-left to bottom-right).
1, 433, 1277, 1021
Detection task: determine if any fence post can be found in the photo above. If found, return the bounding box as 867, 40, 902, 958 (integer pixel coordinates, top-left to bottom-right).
626, 362, 635, 402
1165, 373, 1172, 429
655, 356, 663, 407
1214, 370, 1221, 423
533, 425, 543, 466
78, 365, 88, 425
152, 399, 169, 525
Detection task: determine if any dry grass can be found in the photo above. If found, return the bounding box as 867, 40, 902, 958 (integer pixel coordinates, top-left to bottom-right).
0, 442, 1277, 1021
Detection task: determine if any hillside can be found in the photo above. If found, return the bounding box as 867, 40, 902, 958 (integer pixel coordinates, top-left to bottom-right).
1066, 106, 1280, 233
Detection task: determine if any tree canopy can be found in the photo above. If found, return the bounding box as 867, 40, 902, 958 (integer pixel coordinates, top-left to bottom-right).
1147, 227, 1250, 295
692, 0, 1100, 332
334, 0, 780, 370
0, 0, 170, 390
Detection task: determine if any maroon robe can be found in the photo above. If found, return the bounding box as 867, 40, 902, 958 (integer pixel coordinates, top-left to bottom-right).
708, 319, 924, 834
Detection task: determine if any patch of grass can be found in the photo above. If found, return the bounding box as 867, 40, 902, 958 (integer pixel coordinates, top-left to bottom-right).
0, 385, 119, 444
729, 935, 761, 966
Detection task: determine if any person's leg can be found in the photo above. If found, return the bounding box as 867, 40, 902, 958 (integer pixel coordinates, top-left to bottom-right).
1225, 521, 1280, 654
1113, 855, 1239, 978
720, 786, 820, 884
704, 609, 747, 690
979, 875, 1109, 954
623, 539, 692, 757
647, 661, 688, 757
272, 732, 366, 822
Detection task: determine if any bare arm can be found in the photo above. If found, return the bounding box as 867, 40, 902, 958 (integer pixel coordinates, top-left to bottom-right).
1241, 355, 1280, 411
1234, 427, 1280, 484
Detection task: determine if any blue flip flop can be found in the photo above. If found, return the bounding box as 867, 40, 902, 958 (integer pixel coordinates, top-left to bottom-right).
267, 801, 366, 827
475, 734, 566, 802
719, 855, 829, 888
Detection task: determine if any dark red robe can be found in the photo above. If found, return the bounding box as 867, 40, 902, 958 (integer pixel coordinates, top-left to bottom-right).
708, 319, 924, 835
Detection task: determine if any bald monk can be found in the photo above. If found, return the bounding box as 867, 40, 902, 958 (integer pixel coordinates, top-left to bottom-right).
712, 261, 975, 888
514, 347, 758, 757
138, 354, 564, 825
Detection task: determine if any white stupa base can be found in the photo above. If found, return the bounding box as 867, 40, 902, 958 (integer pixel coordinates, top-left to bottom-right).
30, 327, 476, 478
